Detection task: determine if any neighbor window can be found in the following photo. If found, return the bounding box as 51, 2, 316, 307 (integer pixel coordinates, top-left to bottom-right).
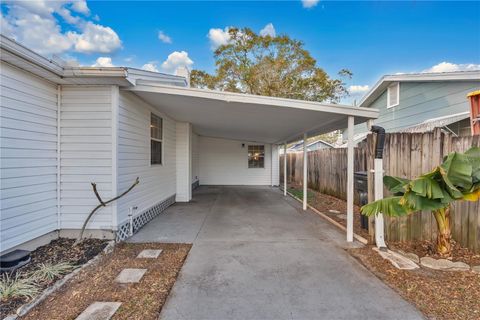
387, 82, 400, 108
248, 145, 265, 168
150, 113, 163, 165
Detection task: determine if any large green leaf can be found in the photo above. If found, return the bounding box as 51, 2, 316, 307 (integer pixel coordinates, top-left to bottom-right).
464, 147, 480, 183
360, 196, 411, 217
400, 190, 448, 212
440, 152, 473, 192
383, 176, 410, 194
409, 176, 444, 199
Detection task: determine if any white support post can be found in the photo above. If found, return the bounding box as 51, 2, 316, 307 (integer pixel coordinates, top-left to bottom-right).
283, 143, 287, 196
303, 133, 308, 211
347, 116, 354, 242
374, 158, 387, 248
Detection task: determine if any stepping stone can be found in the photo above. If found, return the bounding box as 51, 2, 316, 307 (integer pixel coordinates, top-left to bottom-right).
137, 249, 162, 259
115, 268, 147, 283
373, 247, 419, 270
76, 302, 121, 320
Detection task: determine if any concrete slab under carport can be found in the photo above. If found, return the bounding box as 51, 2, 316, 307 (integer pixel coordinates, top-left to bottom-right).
128, 186, 423, 320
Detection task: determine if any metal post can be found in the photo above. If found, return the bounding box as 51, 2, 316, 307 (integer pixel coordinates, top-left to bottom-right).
283, 143, 287, 196
303, 133, 308, 210
347, 116, 354, 242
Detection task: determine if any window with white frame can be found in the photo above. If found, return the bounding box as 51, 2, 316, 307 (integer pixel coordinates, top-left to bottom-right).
150, 113, 163, 165
387, 82, 400, 108
248, 145, 265, 168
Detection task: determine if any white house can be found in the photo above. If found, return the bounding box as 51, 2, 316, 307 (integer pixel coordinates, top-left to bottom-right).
0, 35, 378, 254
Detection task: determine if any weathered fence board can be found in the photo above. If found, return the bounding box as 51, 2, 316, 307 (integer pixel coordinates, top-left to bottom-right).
280, 129, 480, 252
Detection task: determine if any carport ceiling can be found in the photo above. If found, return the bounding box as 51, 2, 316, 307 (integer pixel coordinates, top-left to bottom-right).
129, 81, 379, 144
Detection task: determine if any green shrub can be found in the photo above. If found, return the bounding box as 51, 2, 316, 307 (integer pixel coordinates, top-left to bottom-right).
0, 273, 39, 300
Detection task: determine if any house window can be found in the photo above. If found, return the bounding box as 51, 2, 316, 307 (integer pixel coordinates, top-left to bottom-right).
150, 113, 163, 165
248, 145, 265, 168
387, 82, 400, 108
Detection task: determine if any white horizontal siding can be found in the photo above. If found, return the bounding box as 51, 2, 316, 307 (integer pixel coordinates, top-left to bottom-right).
116, 91, 176, 225
59, 86, 113, 230
198, 136, 273, 185
0, 62, 58, 253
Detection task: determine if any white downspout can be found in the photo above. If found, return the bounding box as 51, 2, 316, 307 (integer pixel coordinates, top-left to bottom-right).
370, 125, 387, 248
303, 133, 308, 210
56, 85, 61, 230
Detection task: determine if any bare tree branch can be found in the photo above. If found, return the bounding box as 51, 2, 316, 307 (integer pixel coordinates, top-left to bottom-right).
76, 177, 140, 243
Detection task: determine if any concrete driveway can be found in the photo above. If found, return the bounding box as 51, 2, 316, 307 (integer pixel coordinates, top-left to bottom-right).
129, 186, 423, 320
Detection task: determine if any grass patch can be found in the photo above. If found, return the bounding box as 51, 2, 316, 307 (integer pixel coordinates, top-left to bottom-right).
287, 187, 315, 202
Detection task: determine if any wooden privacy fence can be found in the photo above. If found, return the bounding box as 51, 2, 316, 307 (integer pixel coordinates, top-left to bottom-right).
280, 129, 480, 252
280, 148, 366, 201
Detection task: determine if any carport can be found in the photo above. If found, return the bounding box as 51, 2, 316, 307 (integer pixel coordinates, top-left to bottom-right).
127, 82, 379, 242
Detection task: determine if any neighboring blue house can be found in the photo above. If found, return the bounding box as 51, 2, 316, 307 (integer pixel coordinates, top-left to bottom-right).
288, 138, 334, 152
346, 71, 480, 141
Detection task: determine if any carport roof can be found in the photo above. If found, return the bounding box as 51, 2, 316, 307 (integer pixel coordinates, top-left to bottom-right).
128, 81, 379, 144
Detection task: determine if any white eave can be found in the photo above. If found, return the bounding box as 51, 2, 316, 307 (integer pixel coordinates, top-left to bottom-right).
0, 34, 186, 87
359, 70, 480, 109
127, 81, 379, 144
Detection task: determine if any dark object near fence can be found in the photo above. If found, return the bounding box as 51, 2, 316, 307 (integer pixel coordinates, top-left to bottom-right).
354, 171, 369, 230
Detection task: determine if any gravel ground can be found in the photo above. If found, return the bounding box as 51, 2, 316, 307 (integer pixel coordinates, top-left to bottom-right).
350, 246, 480, 320
21, 242, 191, 320
288, 185, 370, 240
1, 238, 108, 318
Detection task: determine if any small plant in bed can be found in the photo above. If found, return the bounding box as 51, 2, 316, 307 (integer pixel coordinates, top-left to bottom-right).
0, 273, 39, 301
0, 238, 108, 318
31, 262, 76, 283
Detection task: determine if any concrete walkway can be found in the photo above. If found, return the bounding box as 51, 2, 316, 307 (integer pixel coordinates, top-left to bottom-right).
128, 186, 423, 320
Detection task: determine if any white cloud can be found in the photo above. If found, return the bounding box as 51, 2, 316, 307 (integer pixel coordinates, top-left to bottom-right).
142, 62, 159, 72
158, 30, 172, 44
1, 1, 121, 55
68, 21, 122, 54
208, 27, 231, 49
422, 61, 480, 73
302, 0, 320, 8
92, 57, 114, 67
259, 23, 276, 37
161, 51, 193, 73
5, 8, 74, 55
71, 0, 90, 15
349, 85, 370, 94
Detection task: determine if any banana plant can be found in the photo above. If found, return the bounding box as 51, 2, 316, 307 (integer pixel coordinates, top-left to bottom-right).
361, 147, 480, 256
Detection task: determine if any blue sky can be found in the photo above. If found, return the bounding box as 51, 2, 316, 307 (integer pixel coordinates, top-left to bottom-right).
1, 1, 479, 102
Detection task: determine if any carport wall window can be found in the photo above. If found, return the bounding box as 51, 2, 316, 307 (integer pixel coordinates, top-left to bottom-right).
151, 113, 163, 165
248, 145, 265, 168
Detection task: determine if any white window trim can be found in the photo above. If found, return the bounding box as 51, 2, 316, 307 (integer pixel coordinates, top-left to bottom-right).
387, 82, 400, 109
150, 113, 163, 166
247, 144, 265, 169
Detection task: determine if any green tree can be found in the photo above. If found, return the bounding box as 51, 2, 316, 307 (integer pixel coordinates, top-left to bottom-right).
361, 147, 480, 256
191, 27, 351, 103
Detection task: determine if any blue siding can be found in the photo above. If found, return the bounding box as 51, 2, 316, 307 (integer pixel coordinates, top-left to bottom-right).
350, 80, 479, 137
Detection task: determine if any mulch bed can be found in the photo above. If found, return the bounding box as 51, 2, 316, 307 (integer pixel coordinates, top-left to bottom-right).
389, 240, 480, 266
288, 185, 370, 240
21, 242, 191, 320
1, 238, 108, 318
350, 246, 480, 320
